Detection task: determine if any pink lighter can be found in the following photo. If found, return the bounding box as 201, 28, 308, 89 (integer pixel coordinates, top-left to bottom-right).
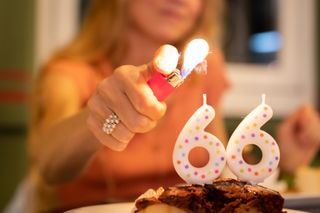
147, 69, 183, 101
147, 38, 209, 101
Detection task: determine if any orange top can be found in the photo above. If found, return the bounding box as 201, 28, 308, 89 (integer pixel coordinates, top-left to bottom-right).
33, 52, 229, 211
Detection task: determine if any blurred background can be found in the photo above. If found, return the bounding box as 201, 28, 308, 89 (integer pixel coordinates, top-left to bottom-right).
0, 0, 319, 211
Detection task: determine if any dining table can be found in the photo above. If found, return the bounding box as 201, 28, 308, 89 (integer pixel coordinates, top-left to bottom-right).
66, 195, 320, 213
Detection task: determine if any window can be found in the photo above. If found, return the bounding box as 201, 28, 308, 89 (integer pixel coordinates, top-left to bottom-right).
224, 0, 280, 64
222, 0, 316, 117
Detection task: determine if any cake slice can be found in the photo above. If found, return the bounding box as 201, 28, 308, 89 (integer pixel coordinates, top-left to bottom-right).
133, 178, 285, 213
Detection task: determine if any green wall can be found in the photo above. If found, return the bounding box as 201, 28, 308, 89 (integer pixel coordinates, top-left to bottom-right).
318, 0, 320, 107
0, 0, 34, 211
0, 0, 34, 125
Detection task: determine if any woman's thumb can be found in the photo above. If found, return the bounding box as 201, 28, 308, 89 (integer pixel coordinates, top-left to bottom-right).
152, 44, 179, 75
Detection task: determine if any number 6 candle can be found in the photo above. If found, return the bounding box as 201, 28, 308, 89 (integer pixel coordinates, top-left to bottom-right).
173, 94, 226, 184
226, 94, 280, 184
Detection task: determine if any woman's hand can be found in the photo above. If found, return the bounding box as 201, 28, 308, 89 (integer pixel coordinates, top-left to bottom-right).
277, 105, 320, 173
87, 64, 167, 151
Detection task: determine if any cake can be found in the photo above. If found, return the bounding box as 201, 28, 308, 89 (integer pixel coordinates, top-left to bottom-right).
133, 178, 285, 213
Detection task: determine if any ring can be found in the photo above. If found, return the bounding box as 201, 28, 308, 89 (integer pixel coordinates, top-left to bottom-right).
102, 112, 120, 135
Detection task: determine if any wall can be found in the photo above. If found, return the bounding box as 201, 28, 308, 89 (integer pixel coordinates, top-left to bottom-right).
318, 0, 320, 107
0, 0, 34, 211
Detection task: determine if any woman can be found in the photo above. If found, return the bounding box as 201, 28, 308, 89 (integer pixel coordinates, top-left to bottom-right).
9, 1, 318, 212
27, 0, 228, 212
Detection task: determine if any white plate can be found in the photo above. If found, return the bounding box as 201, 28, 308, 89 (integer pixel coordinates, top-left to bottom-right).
284, 193, 320, 211
66, 202, 133, 213
284, 193, 320, 200
66, 202, 307, 213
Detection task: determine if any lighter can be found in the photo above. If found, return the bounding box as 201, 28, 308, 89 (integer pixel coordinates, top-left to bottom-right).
147, 38, 209, 101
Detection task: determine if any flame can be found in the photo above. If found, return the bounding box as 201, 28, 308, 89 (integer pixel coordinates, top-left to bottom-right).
181, 39, 209, 78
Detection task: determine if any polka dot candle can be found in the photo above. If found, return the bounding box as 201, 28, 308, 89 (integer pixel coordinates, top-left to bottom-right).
173, 94, 226, 184
226, 94, 280, 184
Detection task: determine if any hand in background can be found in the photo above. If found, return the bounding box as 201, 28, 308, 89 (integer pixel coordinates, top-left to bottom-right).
277, 105, 320, 173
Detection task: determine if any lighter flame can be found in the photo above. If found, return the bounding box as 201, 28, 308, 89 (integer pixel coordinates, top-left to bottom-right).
181, 39, 209, 78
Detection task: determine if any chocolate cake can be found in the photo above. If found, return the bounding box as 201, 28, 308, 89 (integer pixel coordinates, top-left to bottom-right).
134, 178, 285, 213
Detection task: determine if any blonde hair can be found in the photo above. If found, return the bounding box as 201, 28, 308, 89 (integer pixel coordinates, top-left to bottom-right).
52, 0, 223, 68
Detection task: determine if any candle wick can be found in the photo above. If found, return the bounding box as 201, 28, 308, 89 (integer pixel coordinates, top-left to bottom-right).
203, 94, 207, 105
261, 94, 266, 104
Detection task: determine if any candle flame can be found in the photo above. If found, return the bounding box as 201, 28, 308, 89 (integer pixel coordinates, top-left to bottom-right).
181, 39, 209, 78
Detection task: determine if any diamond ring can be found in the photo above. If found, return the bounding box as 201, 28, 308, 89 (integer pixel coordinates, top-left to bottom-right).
102, 112, 120, 135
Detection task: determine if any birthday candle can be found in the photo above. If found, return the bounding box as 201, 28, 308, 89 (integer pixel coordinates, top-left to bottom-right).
173, 94, 226, 184
226, 94, 280, 184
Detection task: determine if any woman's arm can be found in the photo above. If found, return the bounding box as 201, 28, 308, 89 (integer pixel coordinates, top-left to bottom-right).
33, 64, 167, 184
38, 109, 102, 184
32, 73, 102, 184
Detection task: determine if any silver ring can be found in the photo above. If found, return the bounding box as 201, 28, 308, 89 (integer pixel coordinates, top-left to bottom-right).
102, 112, 120, 135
